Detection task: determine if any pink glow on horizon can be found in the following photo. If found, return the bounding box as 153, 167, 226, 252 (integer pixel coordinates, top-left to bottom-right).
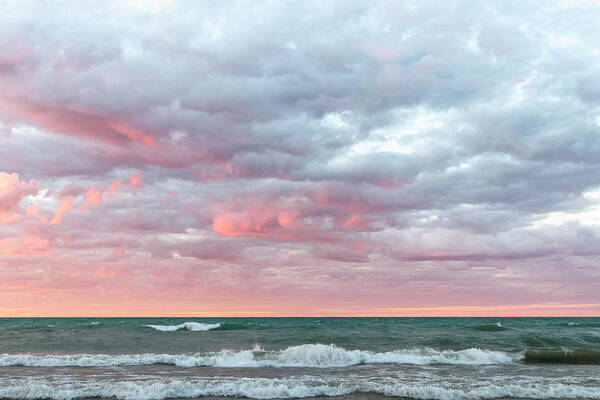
0, 300, 598, 318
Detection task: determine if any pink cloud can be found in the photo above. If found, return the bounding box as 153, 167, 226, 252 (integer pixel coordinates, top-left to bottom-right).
0, 94, 161, 150
0, 99, 133, 146
129, 172, 145, 189
212, 204, 305, 238
82, 179, 124, 208
84, 186, 104, 206
213, 212, 266, 237
341, 215, 375, 231
277, 211, 300, 228
106, 179, 123, 198
94, 266, 126, 278
49, 196, 74, 225
210, 205, 339, 243
26, 204, 50, 223
0, 235, 52, 257
109, 123, 156, 148
112, 247, 125, 259
0, 171, 38, 225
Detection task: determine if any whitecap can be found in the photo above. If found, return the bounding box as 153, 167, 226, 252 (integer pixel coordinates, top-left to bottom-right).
0, 376, 598, 400
145, 322, 221, 331
0, 344, 522, 368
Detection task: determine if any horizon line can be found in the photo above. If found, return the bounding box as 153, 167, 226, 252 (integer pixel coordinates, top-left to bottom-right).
2, 315, 599, 318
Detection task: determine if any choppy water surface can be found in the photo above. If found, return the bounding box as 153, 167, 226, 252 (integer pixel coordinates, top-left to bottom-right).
0, 317, 599, 399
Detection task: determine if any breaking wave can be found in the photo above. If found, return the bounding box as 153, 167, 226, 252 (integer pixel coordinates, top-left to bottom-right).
0, 344, 520, 368
145, 322, 221, 331
0, 376, 598, 400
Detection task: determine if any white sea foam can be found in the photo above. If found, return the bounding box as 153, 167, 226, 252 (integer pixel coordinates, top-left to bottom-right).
145, 322, 221, 331
0, 376, 598, 400
0, 344, 521, 367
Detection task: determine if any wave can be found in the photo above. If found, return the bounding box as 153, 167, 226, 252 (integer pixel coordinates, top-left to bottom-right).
145, 322, 221, 331
0, 376, 598, 400
524, 348, 600, 364
0, 344, 520, 367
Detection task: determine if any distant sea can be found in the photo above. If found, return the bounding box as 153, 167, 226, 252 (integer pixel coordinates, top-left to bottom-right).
1, 317, 599, 400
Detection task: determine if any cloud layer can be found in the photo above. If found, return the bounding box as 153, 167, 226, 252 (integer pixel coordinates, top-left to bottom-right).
1, 0, 600, 316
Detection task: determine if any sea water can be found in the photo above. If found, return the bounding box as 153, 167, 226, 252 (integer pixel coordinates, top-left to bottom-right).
0, 317, 599, 399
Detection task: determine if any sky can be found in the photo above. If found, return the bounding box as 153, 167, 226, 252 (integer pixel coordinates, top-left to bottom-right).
1, 0, 600, 317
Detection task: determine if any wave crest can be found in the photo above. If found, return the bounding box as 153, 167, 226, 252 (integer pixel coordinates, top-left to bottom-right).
0, 377, 598, 400
145, 322, 221, 331
0, 344, 520, 368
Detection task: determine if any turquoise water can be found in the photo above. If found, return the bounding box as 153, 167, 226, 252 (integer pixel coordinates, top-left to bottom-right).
0, 317, 599, 399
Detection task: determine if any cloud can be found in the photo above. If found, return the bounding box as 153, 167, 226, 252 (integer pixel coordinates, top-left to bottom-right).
83, 178, 124, 206
26, 204, 50, 223
106, 179, 123, 198
49, 196, 74, 225
84, 186, 104, 206
1, 0, 600, 315
129, 172, 145, 189
0, 171, 38, 225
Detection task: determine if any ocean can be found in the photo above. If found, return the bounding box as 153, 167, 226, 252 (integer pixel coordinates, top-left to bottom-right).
0, 317, 599, 399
